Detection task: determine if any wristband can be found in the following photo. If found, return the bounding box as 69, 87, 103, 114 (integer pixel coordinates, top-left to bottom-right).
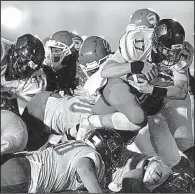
130, 61, 144, 74
151, 87, 167, 98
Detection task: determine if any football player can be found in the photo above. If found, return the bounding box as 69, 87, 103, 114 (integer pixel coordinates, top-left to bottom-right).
127, 19, 194, 165
22, 91, 93, 151
1, 91, 28, 154
77, 17, 194, 167
44, 31, 83, 96
1, 140, 105, 193
22, 36, 114, 151
74, 35, 112, 98
86, 128, 195, 193
76, 35, 139, 143
76, 9, 161, 140
1, 34, 46, 114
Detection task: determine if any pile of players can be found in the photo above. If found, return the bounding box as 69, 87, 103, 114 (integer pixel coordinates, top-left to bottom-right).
1, 8, 195, 193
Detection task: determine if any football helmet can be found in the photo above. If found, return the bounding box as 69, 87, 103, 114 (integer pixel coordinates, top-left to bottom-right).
129, 8, 160, 28
153, 172, 195, 193
85, 128, 124, 174
8, 34, 45, 79
78, 36, 112, 78
151, 19, 185, 66
45, 31, 76, 72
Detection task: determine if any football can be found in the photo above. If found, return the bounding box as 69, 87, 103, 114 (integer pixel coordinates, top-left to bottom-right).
127, 73, 157, 85
127, 73, 147, 83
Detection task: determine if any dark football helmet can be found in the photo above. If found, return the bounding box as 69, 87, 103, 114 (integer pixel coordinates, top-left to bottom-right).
78, 36, 112, 78
151, 19, 185, 66
8, 34, 45, 79
45, 31, 76, 72
85, 128, 124, 175
154, 172, 195, 193
129, 8, 160, 28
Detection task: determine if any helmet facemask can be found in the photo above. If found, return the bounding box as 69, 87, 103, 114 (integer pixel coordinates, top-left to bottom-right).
151, 20, 185, 67
9, 46, 39, 79
45, 40, 75, 72
79, 55, 108, 78
152, 40, 183, 67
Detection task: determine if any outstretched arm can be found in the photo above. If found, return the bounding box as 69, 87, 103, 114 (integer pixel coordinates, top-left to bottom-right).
101, 49, 130, 78
76, 157, 103, 193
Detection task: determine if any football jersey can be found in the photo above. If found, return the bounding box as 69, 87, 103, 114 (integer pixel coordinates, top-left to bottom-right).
1, 38, 47, 114
26, 140, 105, 193
44, 96, 92, 135
101, 27, 153, 80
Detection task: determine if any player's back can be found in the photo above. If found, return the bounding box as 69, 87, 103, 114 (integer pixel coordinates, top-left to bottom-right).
45, 95, 92, 135
119, 27, 153, 62
26, 140, 105, 192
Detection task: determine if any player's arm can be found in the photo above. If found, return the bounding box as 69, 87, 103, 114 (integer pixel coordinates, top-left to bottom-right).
130, 70, 189, 100
163, 42, 193, 100
101, 49, 131, 78
76, 157, 103, 193
165, 70, 189, 100
152, 44, 193, 100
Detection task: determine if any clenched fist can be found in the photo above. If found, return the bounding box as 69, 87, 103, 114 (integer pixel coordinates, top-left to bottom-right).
141, 59, 159, 81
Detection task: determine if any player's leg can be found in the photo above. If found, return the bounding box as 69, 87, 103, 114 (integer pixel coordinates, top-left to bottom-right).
162, 94, 194, 152
147, 113, 181, 168
101, 78, 147, 127
89, 78, 147, 129
91, 95, 116, 114
77, 78, 147, 141
128, 125, 156, 156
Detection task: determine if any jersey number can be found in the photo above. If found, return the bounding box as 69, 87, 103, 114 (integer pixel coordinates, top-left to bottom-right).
53, 141, 86, 155
134, 39, 145, 51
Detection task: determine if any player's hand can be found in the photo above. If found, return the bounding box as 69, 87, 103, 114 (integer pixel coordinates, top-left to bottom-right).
142, 60, 159, 81
128, 78, 154, 94
31, 75, 47, 89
